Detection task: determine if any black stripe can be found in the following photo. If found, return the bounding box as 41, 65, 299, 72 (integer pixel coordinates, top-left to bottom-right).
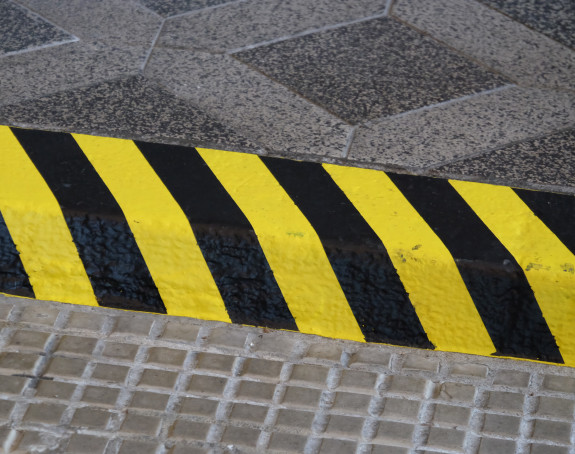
10, 128, 165, 314
135, 141, 298, 331
261, 157, 433, 348
389, 173, 563, 363
514, 188, 575, 255
0, 211, 34, 298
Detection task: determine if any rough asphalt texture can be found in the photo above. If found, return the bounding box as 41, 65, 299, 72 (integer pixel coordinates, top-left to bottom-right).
0, 0, 574, 452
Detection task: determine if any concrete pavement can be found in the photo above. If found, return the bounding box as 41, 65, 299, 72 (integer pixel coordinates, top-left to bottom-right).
1, 295, 575, 454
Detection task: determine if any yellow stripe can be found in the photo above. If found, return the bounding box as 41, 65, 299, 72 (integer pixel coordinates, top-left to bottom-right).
197, 148, 365, 342
451, 181, 575, 364
324, 164, 495, 355
0, 127, 97, 306
72, 134, 230, 322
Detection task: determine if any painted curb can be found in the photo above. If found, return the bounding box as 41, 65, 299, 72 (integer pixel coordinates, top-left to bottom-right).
0, 126, 574, 365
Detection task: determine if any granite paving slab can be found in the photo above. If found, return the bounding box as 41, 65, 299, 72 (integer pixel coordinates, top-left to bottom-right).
137, 0, 239, 17
393, 0, 575, 91
349, 86, 575, 169
158, 0, 388, 53
14, 0, 161, 47
0, 76, 258, 151
236, 17, 507, 124
478, 0, 575, 50
0, 0, 75, 56
432, 128, 575, 194
0, 41, 148, 106
145, 48, 351, 157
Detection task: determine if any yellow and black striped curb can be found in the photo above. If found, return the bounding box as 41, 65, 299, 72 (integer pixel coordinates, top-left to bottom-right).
0, 126, 574, 366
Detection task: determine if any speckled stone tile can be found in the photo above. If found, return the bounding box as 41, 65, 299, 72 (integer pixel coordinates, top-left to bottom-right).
393, 0, 575, 91
0, 0, 75, 56
0, 41, 147, 105
0, 76, 257, 152
158, 0, 388, 52
236, 17, 507, 124
138, 0, 238, 17
0, 0, 162, 105
145, 48, 351, 157
432, 128, 575, 193
478, 0, 575, 50
15, 0, 161, 46
349, 86, 575, 169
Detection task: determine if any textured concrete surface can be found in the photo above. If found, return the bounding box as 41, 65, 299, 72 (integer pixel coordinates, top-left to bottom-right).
350, 86, 575, 169
0, 0, 75, 56
15, 0, 161, 46
0, 0, 573, 192
1, 295, 575, 454
477, 0, 575, 50
394, 0, 575, 91
139, 0, 238, 18
157, 0, 389, 53
433, 127, 575, 192
145, 49, 351, 157
0, 76, 257, 151
236, 17, 507, 124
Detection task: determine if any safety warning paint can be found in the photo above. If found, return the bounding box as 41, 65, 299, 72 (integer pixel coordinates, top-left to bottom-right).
0, 126, 573, 365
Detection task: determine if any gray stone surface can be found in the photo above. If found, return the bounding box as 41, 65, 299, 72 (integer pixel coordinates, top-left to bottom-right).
1, 295, 574, 453
433, 128, 575, 194
0, 0, 572, 190
393, 0, 575, 91
0, 75, 258, 151
15, 0, 161, 46
146, 48, 352, 157
0, 0, 75, 56
478, 0, 575, 50
158, 0, 388, 52
138, 0, 238, 17
0, 41, 146, 106
349, 86, 575, 169
0, 0, 162, 106
237, 17, 506, 124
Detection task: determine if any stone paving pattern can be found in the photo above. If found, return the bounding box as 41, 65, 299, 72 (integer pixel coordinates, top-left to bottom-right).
0, 0, 573, 192
1, 296, 575, 454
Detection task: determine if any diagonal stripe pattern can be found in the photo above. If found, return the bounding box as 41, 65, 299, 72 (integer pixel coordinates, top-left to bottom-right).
451, 181, 575, 364
1, 125, 574, 366
324, 164, 495, 356
0, 127, 98, 307
198, 148, 365, 342
73, 133, 231, 322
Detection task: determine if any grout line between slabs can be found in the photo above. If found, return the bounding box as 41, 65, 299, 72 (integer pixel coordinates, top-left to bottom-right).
384, 0, 396, 16
389, 13, 521, 86
341, 125, 358, 159
10, 0, 80, 39
360, 83, 516, 128
474, 1, 575, 52
0, 37, 80, 59
141, 19, 166, 73
226, 10, 389, 54
128, 0, 163, 20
